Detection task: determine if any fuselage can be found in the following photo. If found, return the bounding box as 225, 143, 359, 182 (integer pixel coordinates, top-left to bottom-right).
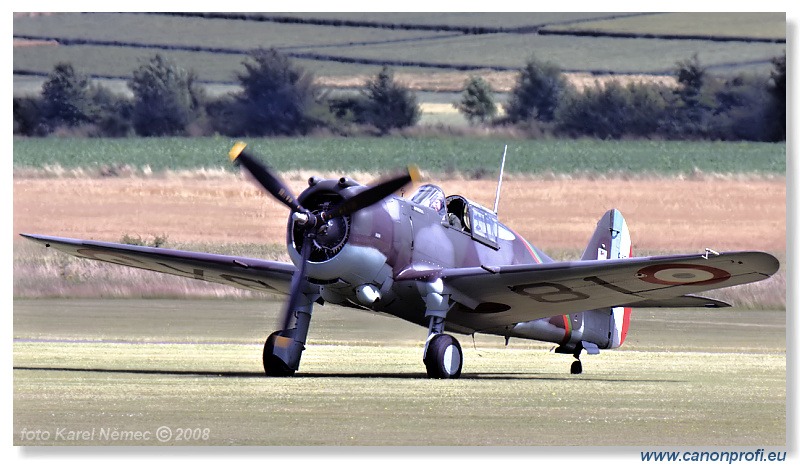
286, 178, 628, 351
286, 180, 539, 325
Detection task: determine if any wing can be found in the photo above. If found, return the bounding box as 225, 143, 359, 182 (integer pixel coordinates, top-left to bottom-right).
21, 234, 296, 294
441, 251, 779, 332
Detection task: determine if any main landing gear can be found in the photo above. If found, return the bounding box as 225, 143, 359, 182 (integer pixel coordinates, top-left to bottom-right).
421, 280, 463, 379
424, 333, 463, 379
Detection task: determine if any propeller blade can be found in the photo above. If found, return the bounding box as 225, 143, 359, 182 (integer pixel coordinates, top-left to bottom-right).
323, 165, 420, 220
229, 142, 303, 213
279, 233, 313, 331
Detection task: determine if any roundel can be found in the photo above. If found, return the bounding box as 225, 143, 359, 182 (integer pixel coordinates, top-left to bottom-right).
636, 263, 731, 286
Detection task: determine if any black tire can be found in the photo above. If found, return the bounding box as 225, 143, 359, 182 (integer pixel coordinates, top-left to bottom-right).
424, 334, 463, 379
570, 360, 583, 375
263, 331, 295, 377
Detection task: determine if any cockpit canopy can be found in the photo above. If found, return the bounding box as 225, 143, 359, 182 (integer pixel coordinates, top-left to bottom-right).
410, 184, 446, 217
409, 184, 501, 249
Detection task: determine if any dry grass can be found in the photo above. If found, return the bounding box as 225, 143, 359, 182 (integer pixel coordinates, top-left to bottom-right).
13, 174, 785, 306
13, 174, 785, 250
13, 240, 288, 299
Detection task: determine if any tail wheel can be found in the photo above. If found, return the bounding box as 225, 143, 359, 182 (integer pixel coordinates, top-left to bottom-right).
263, 331, 295, 377
570, 360, 583, 375
424, 334, 463, 379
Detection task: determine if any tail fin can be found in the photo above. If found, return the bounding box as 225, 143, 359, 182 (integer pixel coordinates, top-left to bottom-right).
582, 209, 632, 348
581, 208, 632, 261
509, 210, 634, 350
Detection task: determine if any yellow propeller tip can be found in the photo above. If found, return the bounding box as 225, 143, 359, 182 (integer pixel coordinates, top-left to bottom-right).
229, 141, 247, 161
408, 164, 421, 183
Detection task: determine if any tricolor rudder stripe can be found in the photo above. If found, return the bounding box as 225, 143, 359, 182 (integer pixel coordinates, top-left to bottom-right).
610, 306, 632, 348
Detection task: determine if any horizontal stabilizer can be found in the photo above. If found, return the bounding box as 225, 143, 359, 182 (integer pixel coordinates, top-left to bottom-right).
581, 341, 601, 355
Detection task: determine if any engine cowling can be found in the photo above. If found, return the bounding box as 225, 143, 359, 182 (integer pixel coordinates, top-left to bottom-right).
285, 178, 394, 303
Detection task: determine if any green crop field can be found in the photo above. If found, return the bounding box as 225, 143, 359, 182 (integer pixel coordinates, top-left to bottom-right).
13, 11, 786, 94
254, 12, 634, 29
12, 137, 786, 175
13, 13, 453, 49
543, 12, 786, 40
288, 34, 783, 75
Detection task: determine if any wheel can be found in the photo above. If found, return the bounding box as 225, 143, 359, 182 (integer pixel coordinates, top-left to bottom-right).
424, 334, 463, 379
570, 360, 583, 375
263, 331, 295, 377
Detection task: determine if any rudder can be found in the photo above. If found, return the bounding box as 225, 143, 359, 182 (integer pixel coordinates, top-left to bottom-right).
581, 208, 632, 261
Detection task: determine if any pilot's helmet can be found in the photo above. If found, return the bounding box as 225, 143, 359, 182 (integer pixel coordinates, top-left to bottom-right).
430, 196, 445, 216
411, 184, 447, 217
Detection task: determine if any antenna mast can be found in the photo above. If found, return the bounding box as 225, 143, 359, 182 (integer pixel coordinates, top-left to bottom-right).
493, 145, 508, 214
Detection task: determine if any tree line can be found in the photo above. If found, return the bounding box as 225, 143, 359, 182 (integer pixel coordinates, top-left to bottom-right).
13, 48, 785, 142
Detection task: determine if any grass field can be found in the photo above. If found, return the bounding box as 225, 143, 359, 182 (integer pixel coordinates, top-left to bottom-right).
13, 12, 786, 94
14, 13, 454, 49
12, 166, 786, 448
12, 34, 784, 83
283, 34, 784, 74
12, 299, 786, 446
543, 12, 786, 40
12, 137, 787, 175
243, 12, 638, 29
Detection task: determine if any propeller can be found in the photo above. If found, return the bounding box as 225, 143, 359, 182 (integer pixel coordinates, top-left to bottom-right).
228, 141, 303, 213
229, 141, 418, 330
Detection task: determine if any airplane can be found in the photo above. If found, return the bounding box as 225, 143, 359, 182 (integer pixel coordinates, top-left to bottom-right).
21, 142, 780, 379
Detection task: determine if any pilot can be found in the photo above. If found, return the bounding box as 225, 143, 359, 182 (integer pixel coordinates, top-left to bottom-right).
410, 184, 447, 219
430, 196, 445, 217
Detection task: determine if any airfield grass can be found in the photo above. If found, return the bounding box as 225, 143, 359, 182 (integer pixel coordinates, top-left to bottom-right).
13, 299, 786, 446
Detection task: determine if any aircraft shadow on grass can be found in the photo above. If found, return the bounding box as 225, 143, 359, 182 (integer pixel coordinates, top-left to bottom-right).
13, 366, 681, 383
